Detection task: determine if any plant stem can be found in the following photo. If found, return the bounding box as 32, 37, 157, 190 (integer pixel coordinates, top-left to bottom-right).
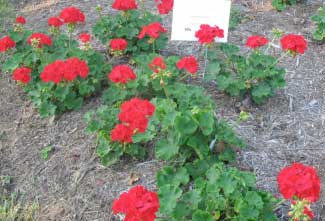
162, 85, 169, 99
272, 199, 287, 211
203, 46, 208, 78
152, 41, 156, 54
272, 50, 290, 67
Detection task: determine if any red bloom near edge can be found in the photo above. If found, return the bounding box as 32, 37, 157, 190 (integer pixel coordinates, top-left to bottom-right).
155, 0, 173, 14
112, 185, 160, 221
112, 0, 138, 11
149, 57, 166, 73
109, 65, 137, 84
0, 36, 16, 52
13, 67, 32, 84
48, 17, 63, 27
138, 22, 167, 40
111, 124, 134, 143
16, 16, 26, 24
280, 34, 307, 55
59, 7, 85, 24
176, 56, 199, 74
277, 163, 320, 203
27, 33, 52, 48
110, 38, 128, 51
195, 24, 224, 45
304, 207, 314, 220
246, 35, 269, 49
79, 33, 91, 43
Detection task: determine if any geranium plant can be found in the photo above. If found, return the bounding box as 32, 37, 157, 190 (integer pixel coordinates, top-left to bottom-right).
277, 163, 320, 221
311, 6, 325, 41
92, 1, 168, 56
1, 8, 111, 117
156, 160, 278, 221
272, 0, 297, 11
203, 29, 307, 104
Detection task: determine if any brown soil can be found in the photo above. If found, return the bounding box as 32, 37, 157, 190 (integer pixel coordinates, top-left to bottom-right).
1, 0, 325, 220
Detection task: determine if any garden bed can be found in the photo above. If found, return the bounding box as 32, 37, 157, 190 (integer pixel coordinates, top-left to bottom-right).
1, 0, 325, 220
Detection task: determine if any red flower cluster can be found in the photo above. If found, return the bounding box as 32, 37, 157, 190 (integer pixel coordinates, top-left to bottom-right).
79, 33, 91, 43
195, 24, 224, 44
155, 0, 173, 14
280, 34, 307, 55
304, 207, 314, 220
138, 22, 167, 40
246, 35, 269, 49
112, 185, 160, 221
277, 163, 320, 203
176, 56, 199, 74
111, 98, 155, 143
16, 16, 26, 24
59, 7, 85, 24
40, 57, 89, 84
112, 0, 138, 11
149, 57, 166, 73
48, 17, 63, 27
110, 38, 128, 51
109, 65, 137, 84
27, 33, 52, 48
12, 66, 32, 84
0, 36, 16, 52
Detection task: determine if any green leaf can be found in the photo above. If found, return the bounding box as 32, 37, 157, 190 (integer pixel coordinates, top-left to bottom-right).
186, 134, 210, 160
158, 185, 182, 215
175, 114, 198, 135
157, 166, 189, 187
40, 145, 53, 160
39, 102, 57, 117
205, 62, 220, 81
64, 94, 83, 110
245, 191, 264, 209
195, 111, 215, 136
155, 139, 180, 160
192, 210, 214, 221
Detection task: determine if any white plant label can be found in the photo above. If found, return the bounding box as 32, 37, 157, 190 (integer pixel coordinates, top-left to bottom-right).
171, 0, 231, 43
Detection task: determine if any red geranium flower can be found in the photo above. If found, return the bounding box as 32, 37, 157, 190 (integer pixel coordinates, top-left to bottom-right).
59, 7, 85, 24
16, 16, 26, 24
112, 0, 138, 11
79, 33, 91, 43
195, 24, 224, 44
176, 56, 199, 74
40, 60, 65, 84
48, 17, 63, 27
277, 163, 320, 203
109, 65, 137, 84
280, 34, 307, 55
65, 57, 90, 80
246, 35, 269, 49
0, 36, 16, 52
149, 57, 166, 73
27, 33, 52, 48
40, 57, 89, 83
12, 67, 32, 84
112, 185, 160, 221
110, 38, 128, 51
155, 0, 173, 14
138, 22, 167, 39
118, 98, 155, 133
111, 124, 134, 143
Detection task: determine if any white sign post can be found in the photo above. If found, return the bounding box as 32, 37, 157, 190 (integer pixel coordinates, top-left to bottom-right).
171, 0, 231, 43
